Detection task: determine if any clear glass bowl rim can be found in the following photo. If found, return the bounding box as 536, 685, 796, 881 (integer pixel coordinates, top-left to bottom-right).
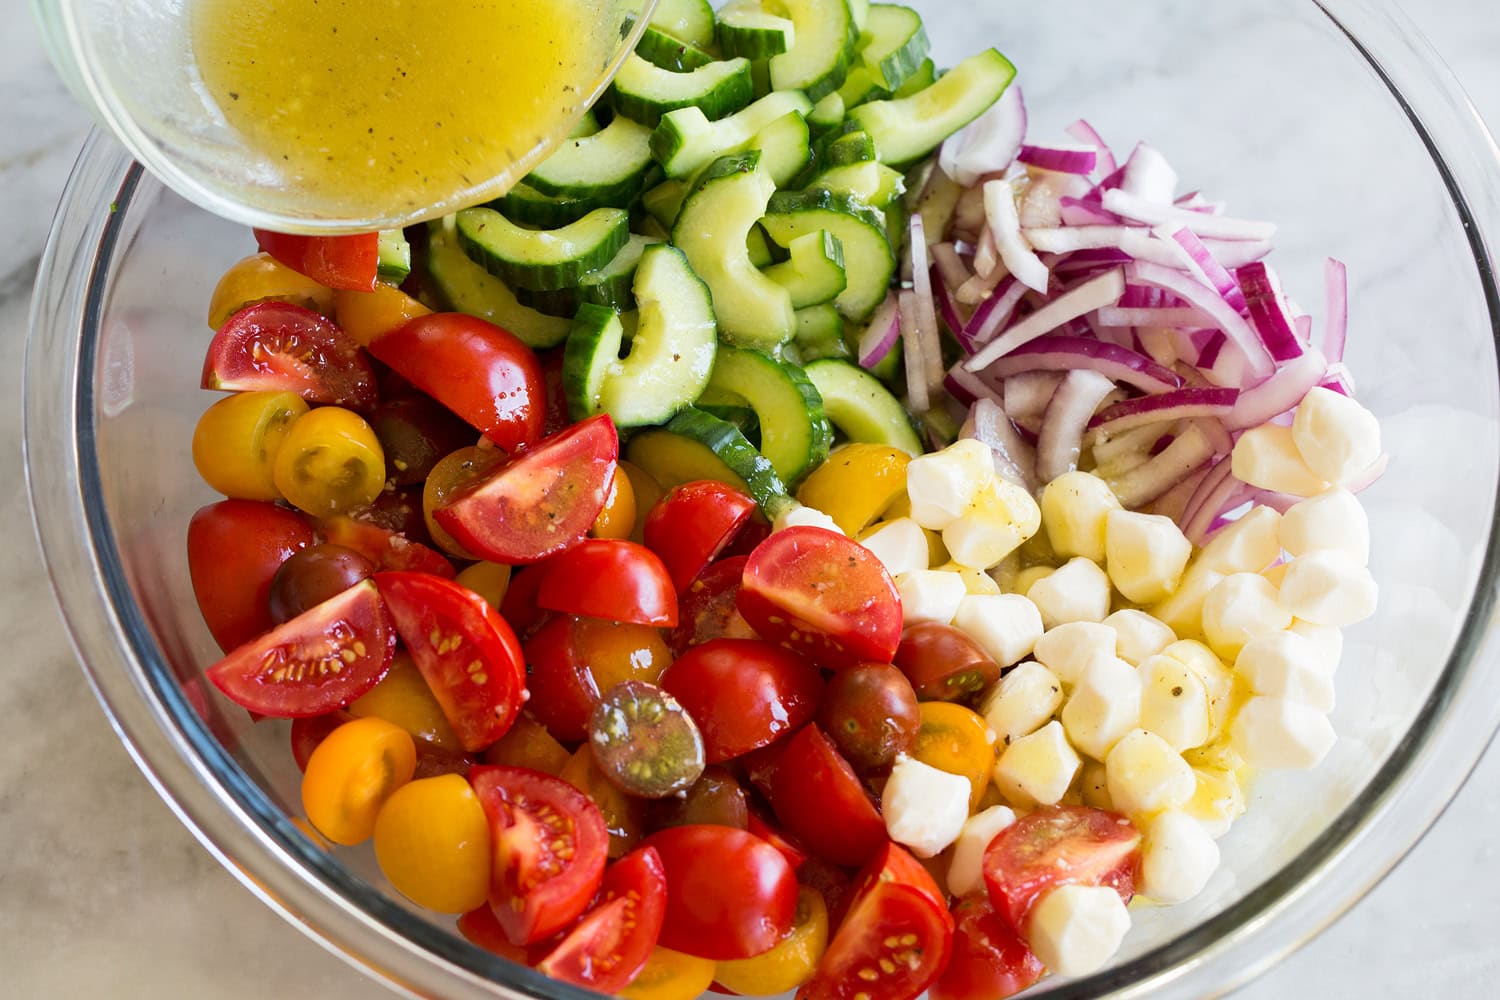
24, 1, 1500, 997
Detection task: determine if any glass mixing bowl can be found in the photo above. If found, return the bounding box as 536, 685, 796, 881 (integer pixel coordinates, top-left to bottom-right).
25, 0, 1500, 996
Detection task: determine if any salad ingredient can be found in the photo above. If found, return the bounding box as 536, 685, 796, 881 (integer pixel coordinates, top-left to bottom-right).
319, 515, 455, 579
1104, 729, 1196, 821
536, 845, 669, 991
592, 467, 640, 541
589, 680, 706, 797
1230, 697, 1338, 770
537, 540, 680, 627
896, 621, 1001, 701
203, 301, 379, 410
271, 406, 386, 516
620, 947, 717, 1000
882, 752, 970, 857
951, 593, 1044, 667
207, 252, 336, 329
252, 232, 379, 292
795, 442, 912, 535
1278, 488, 1370, 563
1136, 810, 1220, 905
268, 544, 375, 625
373, 773, 491, 913
367, 396, 473, 489
770, 724, 887, 867
643, 481, 757, 590
660, 638, 822, 762
993, 720, 1082, 808
929, 894, 1043, 1000
188, 499, 314, 651
1023, 883, 1131, 978
1291, 386, 1382, 484
1277, 550, 1379, 626
713, 886, 829, 995
348, 653, 463, 754
423, 446, 508, 558
1061, 655, 1144, 761
947, 805, 1018, 898
192, 390, 309, 501
980, 661, 1064, 747
1234, 632, 1336, 712
817, 661, 921, 770
332, 282, 432, 347
913, 702, 999, 809
301, 716, 417, 845
667, 555, 755, 654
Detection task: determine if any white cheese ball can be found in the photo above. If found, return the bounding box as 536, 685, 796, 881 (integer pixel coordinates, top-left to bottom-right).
1195, 504, 1283, 575
1290, 620, 1345, 673
1277, 551, 1379, 626
1079, 759, 1113, 811
1013, 565, 1056, 598
1149, 567, 1225, 643
954, 593, 1045, 667
1139, 811, 1221, 904
993, 720, 1082, 807
1200, 573, 1294, 661
1292, 386, 1382, 485
881, 754, 971, 857
1231, 424, 1330, 496
1279, 488, 1370, 564
1026, 885, 1131, 978
981, 661, 1065, 747
947, 805, 1017, 898
945, 477, 1042, 569
858, 518, 931, 579
1033, 621, 1118, 686
1104, 610, 1176, 666
906, 439, 995, 530
773, 504, 843, 535
1161, 640, 1236, 740
1235, 632, 1336, 712
1183, 766, 1246, 839
1061, 655, 1142, 761
895, 570, 968, 626
1104, 509, 1192, 605
1229, 696, 1337, 770
1028, 557, 1113, 628
1138, 654, 1212, 752
1105, 729, 1196, 820
1041, 471, 1122, 563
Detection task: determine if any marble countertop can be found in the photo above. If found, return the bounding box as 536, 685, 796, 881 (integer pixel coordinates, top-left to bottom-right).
4, 0, 1498, 995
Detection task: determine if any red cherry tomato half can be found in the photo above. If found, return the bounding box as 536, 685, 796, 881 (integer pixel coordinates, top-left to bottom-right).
203, 301, 378, 409
500, 566, 552, 640
188, 499, 314, 652
374, 572, 527, 753
737, 526, 902, 670
205, 579, 396, 717
538, 348, 572, 438
801, 843, 954, 1000
470, 765, 609, 946
643, 481, 757, 591
456, 902, 531, 964
253, 229, 379, 292
983, 804, 1142, 934
536, 540, 678, 628
745, 811, 810, 872
521, 615, 600, 744
767, 724, 886, 868
928, 895, 1044, 1000
434, 415, 618, 564
643, 824, 799, 961
660, 639, 822, 762
320, 515, 456, 579
369, 313, 544, 450
537, 845, 668, 992
667, 556, 756, 657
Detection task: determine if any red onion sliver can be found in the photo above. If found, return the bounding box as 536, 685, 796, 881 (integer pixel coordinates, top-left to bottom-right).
1108, 422, 1217, 507
1183, 461, 1246, 544
944, 365, 984, 406
931, 242, 972, 292
982, 335, 1183, 393
1145, 464, 1212, 522
1119, 142, 1178, 204
910, 217, 944, 395
1179, 455, 1235, 532
984, 178, 1050, 292
933, 269, 972, 351
1004, 371, 1065, 421
941, 84, 1027, 186
1091, 421, 1171, 471
1024, 226, 1187, 269
1096, 306, 1218, 328
1168, 227, 1248, 313
857, 292, 901, 369
961, 397, 1037, 490
1102, 188, 1277, 241
1237, 262, 1305, 362
1037, 369, 1118, 482
1058, 197, 1122, 227
1064, 119, 1118, 177
1324, 257, 1349, 364
1089, 386, 1239, 433
1222, 347, 1329, 430
1199, 238, 1273, 268
1019, 143, 1099, 175
899, 290, 930, 412
964, 276, 1027, 344
1125, 261, 1274, 379
967, 267, 1128, 369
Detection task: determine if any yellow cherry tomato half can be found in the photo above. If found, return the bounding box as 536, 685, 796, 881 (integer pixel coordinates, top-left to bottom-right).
797, 443, 911, 537
483, 712, 572, 777
373, 773, 491, 913
591, 465, 637, 540
192, 390, 309, 500
423, 445, 506, 558
272, 406, 386, 517
332, 283, 431, 347
573, 616, 673, 691
619, 460, 664, 544
561, 746, 644, 859
348, 652, 462, 754
208, 252, 336, 330
714, 887, 829, 995
913, 701, 999, 812
301, 716, 416, 846
454, 560, 512, 609
621, 947, 718, 1000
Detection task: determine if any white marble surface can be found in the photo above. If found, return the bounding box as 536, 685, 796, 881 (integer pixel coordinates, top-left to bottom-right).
3, 0, 1499, 996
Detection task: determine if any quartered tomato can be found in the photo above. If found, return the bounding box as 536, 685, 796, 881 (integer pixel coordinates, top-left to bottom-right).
188, 499, 314, 652
434, 415, 618, 564
369, 312, 543, 450
745, 811, 809, 872
203, 301, 378, 409
643, 825, 799, 961
643, 481, 756, 591
374, 572, 527, 753
767, 724, 887, 869
300, 716, 416, 845
320, 516, 456, 579
456, 901, 531, 964
522, 615, 601, 744
424, 445, 508, 558
254, 229, 379, 291
660, 639, 822, 763
470, 765, 609, 946
537, 846, 669, 993
537, 540, 678, 627
206, 579, 396, 717
537, 347, 573, 438
667, 556, 756, 656
715, 886, 828, 997
983, 804, 1142, 934
737, 527, 903, 670
928, 895, 1044, 1000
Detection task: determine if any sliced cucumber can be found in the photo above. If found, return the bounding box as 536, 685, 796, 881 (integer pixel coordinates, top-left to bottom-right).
848, 0, 870, 30
804, 358, 922, 455
649, 0, 717, 48
568, 110, 602, 139
425, 218, 571, 348
642, 178, 690, 229
762, 188, 894, 323
524, 115, 654, 204
858, 5, 929, 92
610, 53, 754, 127
455, 206, 630, 291
836, 64, 889, 109
893, 56, 935, 97
563, 243, 718, 427
515, 234, 658, 316
697, 346, 832, 485
807, 92, 846, 136
494, 181, 603, 228
850, 48, 1017, 166
717, 0, 795, 59
672, 152, 796, 349
652, 90, 813, 180
698, 403, 762, 442
794, 303, 851, 361
655, 408, 793, 515
823, 129, 878, 167
809, 160, 906, 209
769, 0, 858, 102
746, 224, 775, 268
377, 229, 411, 284
762, 230, 846, 308
635, 26, 717, 71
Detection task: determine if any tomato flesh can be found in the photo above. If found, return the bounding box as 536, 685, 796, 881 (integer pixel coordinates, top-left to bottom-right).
434, 415, 618, 564
767, 724, 887, 868
538, 845, 668, 993
667, 556, 756, 657
320, 515, 456, 578
470, 765, 609, 946
374, 572, 527, 753
203, 301, 378, 410
188, 499, 314, 652
660, 639, 822, 763
644, 480, 756, 591
928, 895, 1044, 1000
206, 579, 396, 717
253, 229, 379, 292
737, 527, 903, 670
536, 540, 679, 628
983, 804, 1142, 934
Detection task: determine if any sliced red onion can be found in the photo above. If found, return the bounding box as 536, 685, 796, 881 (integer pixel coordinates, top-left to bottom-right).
931, 242, 972, 292
1237, 262, 1305, 362
1024, 226, 1185, 270
933, 269, 972, 350
1182, 461, 1246, 544
973, 224, 1001, 280
1052, 247, 1134, 275
1194, 416, 1234, 457
899, 289, 930, 413
1101, 188, 1276, 241
951, 182, 989, 244
1324, 257, 1349, 364
1145, 464, 1212, 522
981, 335, 1183, 393
1125, 261, 1274, 379
984, 179, 1050, 293
1196, 329, 1227, 368
967, 267, 1127, 369
1091, 420, 1171, 472
944, 364, 986, 406
1004, 370, 1064, 421
1064, 119, 1118, 176
1167, 227, 1247, 313
1019, 174, 1086, 231
940, 84, 1027, 187
1089, 386, 1239, 433
960, 397, 1037, 491
857, 292, 901, 369
1174, 191, 1225, 215
1321, 361, 1356, 396
1120, 142, 1178, 204
1037, 369, 1118, 482
1019, 143, 1099, 175
1179, 455, 1235, 533
1096, 306, 1217, 328
963, 276, 1027, 343
1058, 197, 1122, 227
910, 217, 944, 392
1248, 489, 1303, 514
1199, 238, 1273, 268
1108, 422, 1216, 507
1222, 346, 1329, 430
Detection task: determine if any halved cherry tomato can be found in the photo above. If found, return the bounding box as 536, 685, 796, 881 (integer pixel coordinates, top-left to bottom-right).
348, 651, 463, 754
367, 394, 474, 487
272, 406, 387, 517
982, 804, 1142, 934
649, 767, 750, 832
621, 947, 718, 1000
374, 572, 527, 753
767, 725, 886, 868
332, 282, 430, 346
500, 566, 551, 639
369, 313, 543, 449
592, 465, 637, 540
895, 623, 1001, 703
373, 772, 491, 913
320, 515, 456, 579
537, 347, 572, 438
590, 681, 706, 798
301, 716, 416, 845
644, 481, 756, 591
720, 516, 771, 560
817, 662, 921, 771
620, 460, 665, 543
715, 886, 828, 996
203, 301, 378, 409
188, 499, 314, 652
456, 902, 531, 963
538, 845, 669, 993
268, 543, 375, 624
928, 895, 1044, 1000
254, 229, 379, 291
290, 710, 354, 772
561, 745, 646, 859
207, 252, 336, 329
455, 561, 513, 611
643, 825, 799, 961
537, 540, 678, 627
660, 639, 822, 762
191, 390, 308, 500
737, 527, 903, 670
424, 445, 508, 558
746, 811, 809, 872
913, 702, 999, 812
434, 415, 618, 564
802, 843, 954, 1000
470, 765, 609, 945
667, 556, 757, 657
522, 615, 601, 743
795, 443, 912, 537
483, 712, 571, 777
206, 579, 396, 717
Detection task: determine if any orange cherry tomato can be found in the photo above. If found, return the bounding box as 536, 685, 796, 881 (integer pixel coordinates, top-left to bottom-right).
207, 252, 336, 330
561, 746, 645, 859
192, 390, 309, 501
592, 465, 638, 540
333, 282, 431, 346
483, 712, 572, 777
373, 773, 491, 913
424, 446, 507, 558
301, 716, 417, 845
348, 651, 463, 754
912, 701, 999, 811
